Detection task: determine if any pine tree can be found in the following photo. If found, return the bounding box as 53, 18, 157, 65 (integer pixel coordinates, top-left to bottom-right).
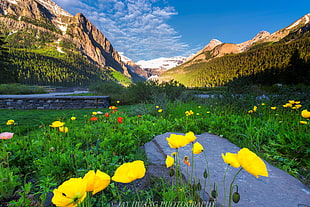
0, 34, 17, 83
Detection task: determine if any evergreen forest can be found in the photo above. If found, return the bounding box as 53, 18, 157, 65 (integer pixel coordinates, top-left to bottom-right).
161, 33, 310, 87
0, 25, 132, 87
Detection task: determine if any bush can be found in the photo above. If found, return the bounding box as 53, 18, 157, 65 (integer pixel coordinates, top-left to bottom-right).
0, 84, 46, 94
124, 80, 186, 104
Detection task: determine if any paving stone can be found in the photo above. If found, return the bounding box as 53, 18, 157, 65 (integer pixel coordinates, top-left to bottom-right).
144, 132, 310, 207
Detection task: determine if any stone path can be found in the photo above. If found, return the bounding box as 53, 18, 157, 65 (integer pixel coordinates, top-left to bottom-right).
144, 132, 310, 207
0, 91, 89, 98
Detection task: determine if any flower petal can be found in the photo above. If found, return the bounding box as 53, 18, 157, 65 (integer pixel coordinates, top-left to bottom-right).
238, 148, 268, 178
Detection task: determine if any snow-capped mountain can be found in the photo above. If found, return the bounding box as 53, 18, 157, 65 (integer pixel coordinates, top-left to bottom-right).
136, 57, 187, 70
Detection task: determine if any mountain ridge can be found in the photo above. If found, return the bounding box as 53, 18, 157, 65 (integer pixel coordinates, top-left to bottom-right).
0, 0, 137, 85
158, 13, 310, 87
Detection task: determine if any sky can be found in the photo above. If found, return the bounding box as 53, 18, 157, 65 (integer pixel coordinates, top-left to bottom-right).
53, 0, 310, 62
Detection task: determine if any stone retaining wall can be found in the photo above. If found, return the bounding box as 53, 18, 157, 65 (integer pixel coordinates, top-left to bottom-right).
0, 96, 111, 110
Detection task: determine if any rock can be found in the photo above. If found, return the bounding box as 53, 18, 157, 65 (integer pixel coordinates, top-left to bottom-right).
144, 132, 310, 207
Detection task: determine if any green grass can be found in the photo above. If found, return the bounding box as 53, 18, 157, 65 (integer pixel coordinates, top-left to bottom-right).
0, 92, 309, 206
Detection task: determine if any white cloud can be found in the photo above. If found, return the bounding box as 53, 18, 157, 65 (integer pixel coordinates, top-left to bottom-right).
53, 0, 189, 61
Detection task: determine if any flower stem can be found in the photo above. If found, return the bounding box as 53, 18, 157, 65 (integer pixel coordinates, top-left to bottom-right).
222, 165, 229, 207
228, 168, 243, 207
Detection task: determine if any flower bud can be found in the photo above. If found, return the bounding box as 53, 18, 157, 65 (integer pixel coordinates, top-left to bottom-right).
169, 168, 175, 177
232, 192, 240, 203
203, 169, 208, 178
197, 181, 202, 191
211, 190, 217, 198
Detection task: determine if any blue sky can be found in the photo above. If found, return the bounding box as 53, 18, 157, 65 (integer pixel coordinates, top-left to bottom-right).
53, 0, 309, 62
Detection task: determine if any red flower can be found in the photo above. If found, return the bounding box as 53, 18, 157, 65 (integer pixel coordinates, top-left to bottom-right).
109, 106, 118, 110
117, 117, 123, 124
90, 117, 98, 121
105, 113, 109, 117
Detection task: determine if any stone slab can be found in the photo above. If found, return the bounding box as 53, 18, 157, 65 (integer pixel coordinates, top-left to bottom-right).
144, 132, 310, 207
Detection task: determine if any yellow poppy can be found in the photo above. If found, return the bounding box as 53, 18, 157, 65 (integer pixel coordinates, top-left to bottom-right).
158, 109, 163, 113
222, 152, 240, 168
288, 100, 295, 104
49, 121, 65, 128
166, 134, 188, 149
253, 106, 258, 112
192, 142, 204, 154
270, 107, 277, 110
165, 155, 174, 168
301, 109, 310, 118
237, 148, 268, 178
6, 119, 14, 125
185, 131, 196, 143
59, 126, 68, 133
112, 160, 146, 183
71, 117, 76, 120
83, 170, 110, 195
300, 121, 307, 125
52, 178, 87, 207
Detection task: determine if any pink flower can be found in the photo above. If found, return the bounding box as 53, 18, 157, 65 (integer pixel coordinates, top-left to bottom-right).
0, 132, 14, 140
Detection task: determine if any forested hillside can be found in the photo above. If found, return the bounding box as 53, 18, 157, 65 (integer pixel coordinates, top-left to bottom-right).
160, 35, 310, 87
0, 28, 132, 86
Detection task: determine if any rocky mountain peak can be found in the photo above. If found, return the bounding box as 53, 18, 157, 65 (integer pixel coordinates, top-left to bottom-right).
263, 13, 310, 42
203, 39, 223, 51
237, 30, 270, 52
0, 0, 132, 79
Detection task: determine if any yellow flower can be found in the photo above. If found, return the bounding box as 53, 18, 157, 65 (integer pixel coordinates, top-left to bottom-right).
192, 142, 204, 154
283, 103, 292, 108
222, 152, 240, 168
116, 100, 120, 104
270, 107, 277, 110
237, 148, 268, 178
295, 104, 302, 109
49, 121, 65, 128
6, 119, 14, 125
185, 131, 196, 143
158, 109, 163, 113
83, 170, 110, 195
155, 105, 160, 108
185, 110, 194, 116
112, 160, 146, 183
70, 117, 76, 121
166, 134, 188, 149
248, 110, 254, 114
59, 126, 68, 133
52, 177, 87, 207
165, 155, 174, 168
198, 106, 201, 108
92, 112, 97, 115
301, 109, 310, 118
253, 106, 258, 112
288, 100, 295, 104
300, 121, 307, 125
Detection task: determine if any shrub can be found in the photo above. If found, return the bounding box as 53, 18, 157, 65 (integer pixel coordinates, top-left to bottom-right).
0, 84, 46, 94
